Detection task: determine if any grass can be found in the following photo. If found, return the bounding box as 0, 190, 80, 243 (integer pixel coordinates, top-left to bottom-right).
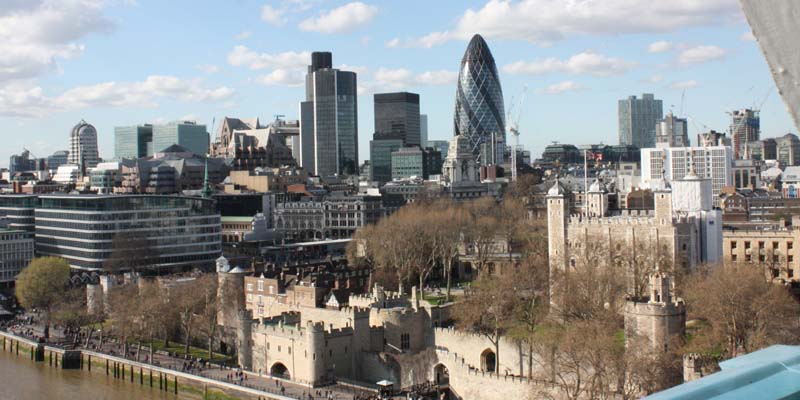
423, 293, 448, 306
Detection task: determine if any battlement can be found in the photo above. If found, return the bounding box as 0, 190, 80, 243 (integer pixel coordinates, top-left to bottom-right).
434, 326, 493, 342
625, 299, 686, 315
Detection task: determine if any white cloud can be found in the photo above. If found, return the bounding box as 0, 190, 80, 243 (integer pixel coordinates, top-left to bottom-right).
180, 114, 199, 122
670, 80, 698, 89
0, 76, 234, 117
404, 0, 739, 47
361, 68, 457, 93
0, 0, 115, 82
298, 2, 378, 34
503, 51, 635, 77
234, 31, 251, 40
227, 45, 309, 70
415, 70, 458, 85
255, 69, 304, 87
677, 45, 726, 65
740, 30, 756, 42
196, 64, 219, 74
385, 38, 401, 48
261, 5, 286, 26
541, 81, 586, 94
339, 64, 369, 75
647, 74, 663, 83
648, 40, 674, 53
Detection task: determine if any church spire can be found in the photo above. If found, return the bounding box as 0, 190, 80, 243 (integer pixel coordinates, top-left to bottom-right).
202, 157, 212, 198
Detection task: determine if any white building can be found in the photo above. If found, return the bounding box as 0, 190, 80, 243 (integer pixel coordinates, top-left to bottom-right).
641, 146, 733, 200
52, 165, 81, 184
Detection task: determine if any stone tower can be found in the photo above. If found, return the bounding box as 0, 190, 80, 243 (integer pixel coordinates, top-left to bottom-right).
586, 178, 609, 217
624, 270, 686, 352
654, 176, 673, 225
216, 255, 247, 328
547, 180, 569, 272
306, 321, 327, 386
237, 309, 253, 370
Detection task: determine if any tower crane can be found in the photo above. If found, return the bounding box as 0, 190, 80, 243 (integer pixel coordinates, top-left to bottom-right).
506, 85, 528, 182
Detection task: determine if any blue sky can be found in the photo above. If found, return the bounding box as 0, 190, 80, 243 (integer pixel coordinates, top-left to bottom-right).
0, 0, 795, 168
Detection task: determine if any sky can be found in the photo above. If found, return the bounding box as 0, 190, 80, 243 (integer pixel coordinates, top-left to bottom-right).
0, 0, 796, 168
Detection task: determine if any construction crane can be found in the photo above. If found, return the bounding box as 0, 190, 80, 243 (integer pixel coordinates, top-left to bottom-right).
506, 85, 528, 182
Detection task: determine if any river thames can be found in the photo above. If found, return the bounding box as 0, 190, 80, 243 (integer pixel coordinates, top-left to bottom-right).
0, 349, 177, 400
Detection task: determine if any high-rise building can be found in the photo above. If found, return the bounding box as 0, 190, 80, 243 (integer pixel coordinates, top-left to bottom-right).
730, 108, 760, 159
152, 121, 208, 157
746, 138, 777, 161
391, 146, 427, 180
369, 135, 403, 184
374, 92, 420, 146
69, 120, 100, 176
299, 52, 359, 177
618, 93, 663, 148
454, 34, 506, 165
420, 114, 428, 147
655, 112, 689, 148
115, 124, 154, 160
0, 228, 33, 287
427, 140, 450, 160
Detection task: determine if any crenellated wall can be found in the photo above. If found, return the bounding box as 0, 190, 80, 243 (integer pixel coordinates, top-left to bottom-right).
432, 327, 536, 377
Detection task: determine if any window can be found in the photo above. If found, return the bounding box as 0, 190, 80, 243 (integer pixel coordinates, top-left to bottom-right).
789, 255, 794, 263
400, 333, 410, 350
773, 242, 780, 250
246, 283, 253, 291
758, 241, 765, 249
790, 242, 794, 250
257, 280, 264, 291
731, 241, 737, 249
731, 254, 738, 262
745, 254, 752, 262
745, 241, 751, 249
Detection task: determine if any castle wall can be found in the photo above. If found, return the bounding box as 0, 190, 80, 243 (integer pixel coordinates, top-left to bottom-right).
371, 307, 429, 353
432, 327, 534, 377
624, 301, 686, 352
435, 350, 546, 400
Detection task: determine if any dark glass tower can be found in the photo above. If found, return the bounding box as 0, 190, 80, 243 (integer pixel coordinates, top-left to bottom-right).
299, 51, 359, 176
454, 34, 505, 165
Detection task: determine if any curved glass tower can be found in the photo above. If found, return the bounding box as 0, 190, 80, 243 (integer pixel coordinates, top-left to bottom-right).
454, 34, 505, 164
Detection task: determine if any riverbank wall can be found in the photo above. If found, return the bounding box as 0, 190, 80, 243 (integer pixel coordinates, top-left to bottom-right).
0, 331, 295, 400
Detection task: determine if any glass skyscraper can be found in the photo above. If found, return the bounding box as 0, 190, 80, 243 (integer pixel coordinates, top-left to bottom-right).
618, 93, 663, 149
152, 121, 209, 156
114, 124, 154, 160
454, 34, 506, 165
374, 92, 421, 146
369, 135, 403, 183
299, 52, 359, 177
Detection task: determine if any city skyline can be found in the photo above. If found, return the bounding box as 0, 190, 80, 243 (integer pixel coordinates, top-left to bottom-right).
0, 0, 795, 168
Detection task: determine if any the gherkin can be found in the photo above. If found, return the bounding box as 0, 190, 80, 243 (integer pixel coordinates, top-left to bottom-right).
454, 34, 506, 164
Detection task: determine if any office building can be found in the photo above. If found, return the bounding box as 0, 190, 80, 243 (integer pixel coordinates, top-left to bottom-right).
746, 138, 777, 161
0, 228, 34, 287
776, 133, 800, 166
427, 140, 450, 160
0, 195, 36, 232
369, 135, 403, 184
655, 112, 689, 148
730, 109, 760, 159
619, 93, 663, 148
46, 150, 69, 171
420, 114, 428, 147
69, 120, 100, 176
641, 146, 733, 199
391, 146, 426, 180
374, 92, 420, 146
299, 52, 359, 176
34, 194, 221, 271
116, 145, 227, 194
454, 34, 506, 165
115, 124, 154, 159
152, 121, 209, 157
9, 150, 38, 174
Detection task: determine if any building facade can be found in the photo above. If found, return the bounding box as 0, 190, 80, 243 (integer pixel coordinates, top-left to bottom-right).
0, 228, 34, 287
655, 112, 689, 148
391, 146, 426, 180
454, 34, 506, 165
618, 93, 663, 148
34, 194, 221, 271
114, 124, 154, 160
777, 133, 800, 166
152, 121, 208, 157
69, 120, 100, 177
374, 92, 420, 147
46, 150, 69, 171
299, 52, 359, 176
369, 135, 403, 184
641, 146, 733, 200
420, 114, 428, 147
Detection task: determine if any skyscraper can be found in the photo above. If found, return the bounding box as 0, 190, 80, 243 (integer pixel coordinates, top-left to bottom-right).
730, 108, 760, 159
69, 120, 100, 176
374, 92, 421, 146
618, 94, 663, 148
152, 121, 208, 156
299, 52, 359, 176
115, 124, 154, 159
454, 34, 505, 165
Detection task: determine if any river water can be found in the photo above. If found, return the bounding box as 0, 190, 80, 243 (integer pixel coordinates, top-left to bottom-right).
0, 349, 177, 400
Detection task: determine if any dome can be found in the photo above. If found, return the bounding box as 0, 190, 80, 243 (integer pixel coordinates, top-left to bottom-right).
71, 119, 96, 138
